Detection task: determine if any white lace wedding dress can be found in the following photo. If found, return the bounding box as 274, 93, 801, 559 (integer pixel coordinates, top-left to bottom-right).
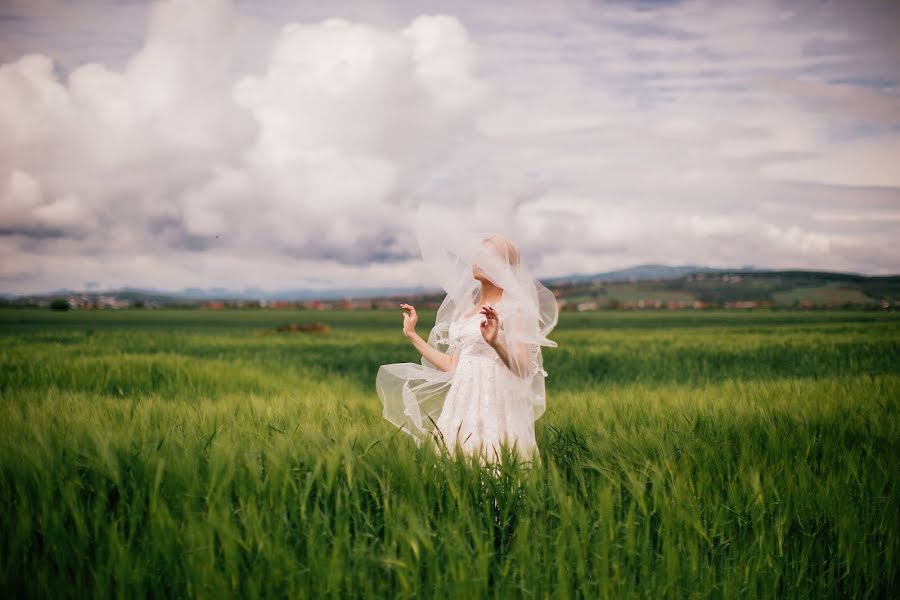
432, 305, 543, 464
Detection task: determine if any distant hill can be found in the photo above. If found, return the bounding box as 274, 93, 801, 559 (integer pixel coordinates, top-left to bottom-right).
542, 264, 755, 285
0, 264, 766, 301
3, 264, 898, 309
5, 285, 438, 303
552, 268, 900, 309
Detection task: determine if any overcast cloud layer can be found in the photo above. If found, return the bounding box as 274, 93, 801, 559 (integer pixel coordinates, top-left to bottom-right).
0, 0, 898, 295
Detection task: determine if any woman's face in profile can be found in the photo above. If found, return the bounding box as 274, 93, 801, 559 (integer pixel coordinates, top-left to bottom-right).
472, 240, 500, 281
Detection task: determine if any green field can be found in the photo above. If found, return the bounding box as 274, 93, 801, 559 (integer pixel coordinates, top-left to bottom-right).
770, 284, 874, 307
1, 308, 898, 598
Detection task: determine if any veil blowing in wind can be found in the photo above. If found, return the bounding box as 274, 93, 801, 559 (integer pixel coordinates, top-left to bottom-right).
375, 203, 559, 464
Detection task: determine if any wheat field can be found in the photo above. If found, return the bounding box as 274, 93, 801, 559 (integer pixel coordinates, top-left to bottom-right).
1, 309, 897, 598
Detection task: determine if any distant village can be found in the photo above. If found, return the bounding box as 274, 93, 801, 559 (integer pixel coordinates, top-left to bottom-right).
10, 291, 740, 311
4, 269, 896, 311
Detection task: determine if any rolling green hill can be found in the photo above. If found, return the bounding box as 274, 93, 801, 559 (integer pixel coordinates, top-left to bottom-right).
554, 270, 900, 309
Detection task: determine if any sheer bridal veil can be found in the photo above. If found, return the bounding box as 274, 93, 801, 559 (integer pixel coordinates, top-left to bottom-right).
375, 203, 559, 445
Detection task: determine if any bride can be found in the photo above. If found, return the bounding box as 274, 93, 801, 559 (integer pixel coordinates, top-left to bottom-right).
375, 206, 559, 466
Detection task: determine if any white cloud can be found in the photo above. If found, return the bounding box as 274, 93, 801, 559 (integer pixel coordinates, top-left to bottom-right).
761, 136, 900, 188
0, 1, 489, 291
0, 0, 898, 294
0, 170, 44, 227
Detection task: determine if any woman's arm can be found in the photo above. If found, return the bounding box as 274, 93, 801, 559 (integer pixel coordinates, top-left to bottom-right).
401, 303, 459, 373
479, 305, 532, 378
406, 330, 460, 372
488, 336, 531, 378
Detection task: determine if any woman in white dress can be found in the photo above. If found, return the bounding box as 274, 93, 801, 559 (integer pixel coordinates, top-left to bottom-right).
376, 205, 559, 466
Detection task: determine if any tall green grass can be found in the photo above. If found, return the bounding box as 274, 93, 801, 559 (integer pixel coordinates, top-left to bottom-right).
1, 309, 898, 598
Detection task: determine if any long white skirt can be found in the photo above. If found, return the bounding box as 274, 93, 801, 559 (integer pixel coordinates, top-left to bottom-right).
432, 354, 539, 465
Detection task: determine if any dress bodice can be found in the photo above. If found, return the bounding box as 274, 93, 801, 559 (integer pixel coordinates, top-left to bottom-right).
447, 302, 548, 378
448, 310, 503, 364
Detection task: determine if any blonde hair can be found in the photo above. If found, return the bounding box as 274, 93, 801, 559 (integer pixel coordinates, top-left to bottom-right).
482, 234, 520, 268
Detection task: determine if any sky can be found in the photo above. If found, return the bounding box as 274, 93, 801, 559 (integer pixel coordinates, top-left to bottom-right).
0, 0, 898, 295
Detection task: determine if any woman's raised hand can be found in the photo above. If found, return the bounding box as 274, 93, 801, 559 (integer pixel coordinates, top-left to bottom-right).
480, 304, 500, 346
400, 303, 418, 338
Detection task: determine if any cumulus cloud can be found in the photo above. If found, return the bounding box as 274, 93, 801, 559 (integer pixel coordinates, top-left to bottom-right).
0, 0, 488, 292
0, 0, 898, 294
